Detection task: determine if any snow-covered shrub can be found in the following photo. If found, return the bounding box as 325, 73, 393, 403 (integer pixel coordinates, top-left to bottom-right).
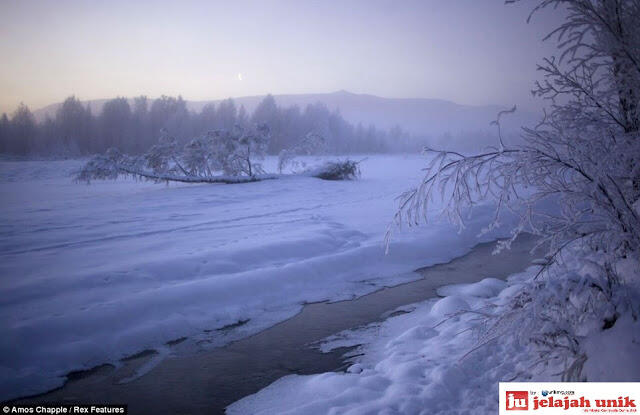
479, 248, 639, 381
309, 159, 361, 181
389, 0, 640, 379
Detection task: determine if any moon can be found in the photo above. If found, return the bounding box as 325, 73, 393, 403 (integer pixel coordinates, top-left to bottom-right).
237, 73, 243, 81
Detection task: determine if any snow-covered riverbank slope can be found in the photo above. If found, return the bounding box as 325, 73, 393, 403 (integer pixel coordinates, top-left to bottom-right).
0, 155, 513, 400
229, 257, 640, 414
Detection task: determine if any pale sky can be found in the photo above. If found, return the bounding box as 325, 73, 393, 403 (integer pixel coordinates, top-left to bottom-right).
0, 0, 564, 115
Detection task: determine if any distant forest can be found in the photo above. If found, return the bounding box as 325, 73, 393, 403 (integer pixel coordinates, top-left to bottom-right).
0, 95, 432, 157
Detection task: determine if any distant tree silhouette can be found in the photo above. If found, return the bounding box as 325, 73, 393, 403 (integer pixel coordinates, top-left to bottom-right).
0, 94, 430, 156
100, 97, 132, 153
55, 96, 92, 154
9, 104, 37, 155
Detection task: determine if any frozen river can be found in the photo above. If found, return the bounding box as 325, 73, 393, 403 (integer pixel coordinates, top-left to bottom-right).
0, 155, 513, 400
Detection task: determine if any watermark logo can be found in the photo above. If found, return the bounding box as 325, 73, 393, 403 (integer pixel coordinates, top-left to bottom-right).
500, 382, 639, 414
506, 391, 529, 410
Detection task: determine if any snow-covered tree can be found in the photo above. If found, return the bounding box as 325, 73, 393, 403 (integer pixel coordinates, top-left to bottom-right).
144, 129, 182, 176
230, 123, 270, 176
205, 124, 270, 177
392, 0, 640, 258
76, 124, 273, 184
389, 0, 640, 380
77, 122, 364, 184
181, 135, 215, 177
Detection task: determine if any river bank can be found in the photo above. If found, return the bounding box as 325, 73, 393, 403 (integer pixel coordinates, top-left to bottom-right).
15, 233, 538, 414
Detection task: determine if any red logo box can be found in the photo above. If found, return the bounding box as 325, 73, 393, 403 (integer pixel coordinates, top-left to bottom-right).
506, 391, 529, 410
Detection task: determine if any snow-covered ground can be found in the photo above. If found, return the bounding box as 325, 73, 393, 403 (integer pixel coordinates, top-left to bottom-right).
229, 256, 640, 415
0, 155, 513, 401
228, 273, 531, 415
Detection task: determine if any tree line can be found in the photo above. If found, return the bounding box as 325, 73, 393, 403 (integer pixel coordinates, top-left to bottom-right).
0, 94, 427, 157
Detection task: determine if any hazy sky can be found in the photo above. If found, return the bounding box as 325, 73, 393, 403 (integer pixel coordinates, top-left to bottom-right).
0, 0, 564, 114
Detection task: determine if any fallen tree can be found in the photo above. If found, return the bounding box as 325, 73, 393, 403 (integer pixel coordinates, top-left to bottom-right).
76, 125, 361, 184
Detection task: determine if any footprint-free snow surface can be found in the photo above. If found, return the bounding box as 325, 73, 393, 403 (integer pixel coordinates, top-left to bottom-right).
0, 155, 511, 400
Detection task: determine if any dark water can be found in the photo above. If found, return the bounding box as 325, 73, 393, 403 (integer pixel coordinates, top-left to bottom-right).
16, 234, 538, 414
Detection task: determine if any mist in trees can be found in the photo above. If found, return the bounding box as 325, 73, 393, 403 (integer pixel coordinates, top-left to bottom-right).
0, 94, 428, 158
